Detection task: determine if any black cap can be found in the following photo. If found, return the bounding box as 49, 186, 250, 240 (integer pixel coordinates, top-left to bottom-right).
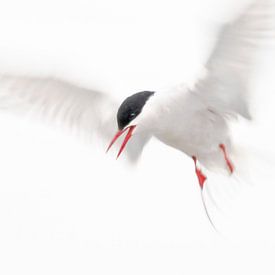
117, 91, 155, 130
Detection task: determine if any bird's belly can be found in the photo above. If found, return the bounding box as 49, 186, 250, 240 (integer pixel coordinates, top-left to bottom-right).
154, 109, 231, 170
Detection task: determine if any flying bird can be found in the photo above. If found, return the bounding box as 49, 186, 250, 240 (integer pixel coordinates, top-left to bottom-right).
0, 0, 274, 227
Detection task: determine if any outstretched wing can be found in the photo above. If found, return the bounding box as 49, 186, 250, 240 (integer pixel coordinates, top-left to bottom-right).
193, 0, 275, 119
0, 74, 148, 162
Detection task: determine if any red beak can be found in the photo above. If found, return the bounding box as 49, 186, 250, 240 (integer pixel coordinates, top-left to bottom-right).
106, 125, 136, 159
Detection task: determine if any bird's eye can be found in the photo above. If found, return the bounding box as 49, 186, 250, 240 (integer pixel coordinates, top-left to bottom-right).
130, 113, 135, 117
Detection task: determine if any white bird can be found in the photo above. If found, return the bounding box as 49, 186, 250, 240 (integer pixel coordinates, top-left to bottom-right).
0, 0, 274, 227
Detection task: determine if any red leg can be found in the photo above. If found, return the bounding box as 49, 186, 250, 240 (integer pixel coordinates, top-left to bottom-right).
192, 156, 207, 189
219, 144, 234, 173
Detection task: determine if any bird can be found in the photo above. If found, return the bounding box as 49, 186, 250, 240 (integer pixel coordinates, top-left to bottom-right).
0, 0, 274, 228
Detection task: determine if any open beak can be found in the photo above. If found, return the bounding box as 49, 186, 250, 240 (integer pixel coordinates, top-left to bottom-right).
106, 125, 136, 159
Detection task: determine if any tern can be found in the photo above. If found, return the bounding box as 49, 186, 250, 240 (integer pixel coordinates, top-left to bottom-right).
0, 0, 274, 227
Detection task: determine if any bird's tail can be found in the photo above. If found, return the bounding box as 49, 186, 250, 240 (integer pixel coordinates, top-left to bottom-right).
199, 143, 275, 236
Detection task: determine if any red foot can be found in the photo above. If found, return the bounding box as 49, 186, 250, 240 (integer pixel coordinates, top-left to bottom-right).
192, 156, 207, 189
219, 144, 234, 173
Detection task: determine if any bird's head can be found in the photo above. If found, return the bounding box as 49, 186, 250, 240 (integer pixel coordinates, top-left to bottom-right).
106, 91, 155, 158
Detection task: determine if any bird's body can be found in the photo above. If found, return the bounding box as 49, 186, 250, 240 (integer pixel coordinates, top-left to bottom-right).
147, 87, 231, 173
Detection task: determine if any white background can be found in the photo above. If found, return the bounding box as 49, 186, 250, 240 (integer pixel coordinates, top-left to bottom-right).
0, 0, 274, 274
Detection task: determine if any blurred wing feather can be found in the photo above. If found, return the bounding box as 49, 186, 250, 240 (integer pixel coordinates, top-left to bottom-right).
0, 75, 116, 138
193, 0, 275, 118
